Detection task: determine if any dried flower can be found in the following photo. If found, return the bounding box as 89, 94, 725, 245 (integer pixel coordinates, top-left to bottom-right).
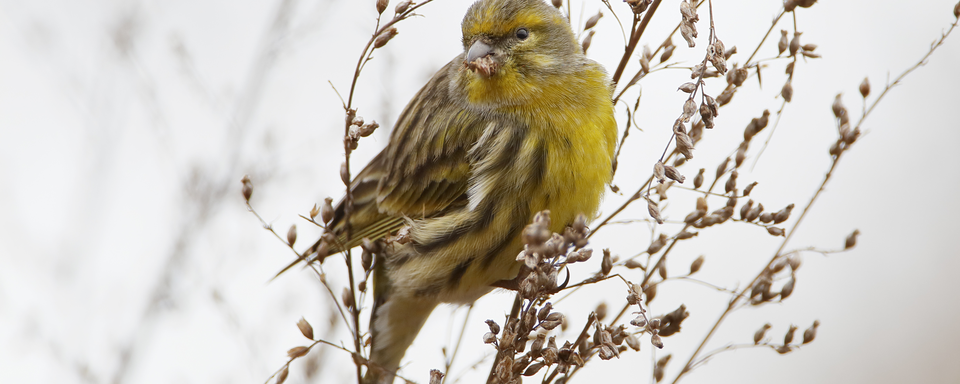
744, 181, 758, 196
664, 165, 685, 183
394, 0, 411, 14
803, 320, 821, 344
845, 229, 860, 249
374, 27, 398, 49
647, 197, 664, 224
778, 30, 788, 55
781, 80, 793, 102
766, 226, 785, 236
581, 30, 595, 54
773, 203, 795, 224
661, 41, 676, 62
287, 346, 309, 359
321, 197, 335, 224
689, 255, 704, 274
789, 31, 802, 56
297, 317, 314, 340
754, 323, 772, 344
784, 324, 798, 344
585, 11, 603, 30
725, 170, 738, 194
780, 276, 795, 299
376, 0, 389, 14
241, 175, 253, 202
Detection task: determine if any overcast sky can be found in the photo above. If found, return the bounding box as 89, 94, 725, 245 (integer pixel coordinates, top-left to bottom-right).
1, 0, 959, 383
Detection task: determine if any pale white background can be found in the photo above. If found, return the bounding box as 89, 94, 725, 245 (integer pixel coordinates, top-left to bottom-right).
1, 0, 959, 383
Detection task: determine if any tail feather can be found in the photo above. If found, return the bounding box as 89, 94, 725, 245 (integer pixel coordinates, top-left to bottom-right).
363, 291, 438, 383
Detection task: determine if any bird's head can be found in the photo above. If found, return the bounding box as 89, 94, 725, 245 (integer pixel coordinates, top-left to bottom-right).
457, 0, 583, 106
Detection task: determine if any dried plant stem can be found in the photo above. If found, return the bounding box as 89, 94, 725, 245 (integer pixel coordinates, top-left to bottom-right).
442, 304, 475, 384
672, 19, 958, 381
612, 0, 662, 86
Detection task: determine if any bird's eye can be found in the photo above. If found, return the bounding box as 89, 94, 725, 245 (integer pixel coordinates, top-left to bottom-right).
516, 28, 529, 40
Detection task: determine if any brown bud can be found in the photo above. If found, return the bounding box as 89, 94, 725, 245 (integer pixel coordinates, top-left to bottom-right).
523, 362, 545, 376
585, 11, 603, 30
785, 61, 795, 76
725, 170, 738, 194
581, 30, 595, 54
682, 98, 697, 122
376, 0, 389, 14
747, 203, 763, 222
321, 197, 335, 224
309, 204, 319, 220
773, 203, 795, 224
654, 161, 666, 183
744, 181, 758, 196
277, 365, 289, 384
689, 255, 704, 274
286, 224, 297, 246
650, 334, 664, 349
798, 0, 817, 8
661, 43, 676, 63
373, 27, 398, 49
394, 0, 411, 14
778, 30, 788, 55
595, 302, 608, 321
789, 32, 801, 56
482, 332, 497, 344
754, 323, 771, 344
297, 317, 314, 340
678, 82, 698, 93
801, 50, 821, 59
784, 324, 798, 344
241, 175, 253, 202
802, 320, 820, 344
740, 199, 754, 220
845, 229, 860, 249
601, 248, 613, 275
736, 143, 747, 168
802, 43, 817, 52
647, 197, 664, 224
664, 165, 685, 183
644, 283, 658, 304
676, 231, 698, 240
843, 126, 861, 145
341, 287, 355, 309
359, 121, 379, 137
693, 168, 705, 189
832, 93, 846, 119
780, 276, 796, 300
766, 226, 785, 237
287, 346, 309, 359
781, 80, 793, 102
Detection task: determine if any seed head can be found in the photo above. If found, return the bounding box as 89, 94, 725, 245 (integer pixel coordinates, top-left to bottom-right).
661, 41, 676, 62
789, 32, 801, 56
647, 197, 664, 224
784, 324, 798, 344
845, 229, 860, 249
241, 175, 253, 202
321, 197, 335, 224
803, 320, 820, 344
585, 11, 603, 30
725, 170, 738, 194
376, 0, 389, 14
664, 165, 685, 183
287, 224, 297, 246
297, 317, 314, 340
689, 255, 704, 274
778, 30, 788, 55
374, 27, 398, 49
693, 168, 705, 189
781, 80, 793, 102
754, 323, 772, 344
394, 0, 411, 14
780, 276, 795, 299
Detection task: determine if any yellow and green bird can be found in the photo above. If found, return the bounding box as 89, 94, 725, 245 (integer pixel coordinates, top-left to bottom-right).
298, 0, 617, 381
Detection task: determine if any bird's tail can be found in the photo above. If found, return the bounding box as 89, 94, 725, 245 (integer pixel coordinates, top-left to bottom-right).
363, 256, 439, 384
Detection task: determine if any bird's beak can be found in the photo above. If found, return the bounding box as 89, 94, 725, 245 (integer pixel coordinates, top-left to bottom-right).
465, 40, 500, 78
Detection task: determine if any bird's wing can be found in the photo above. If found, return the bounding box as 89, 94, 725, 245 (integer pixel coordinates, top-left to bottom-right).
290, 60, 484, 266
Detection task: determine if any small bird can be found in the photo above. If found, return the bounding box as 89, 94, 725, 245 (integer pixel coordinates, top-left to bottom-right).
293, 0, 617, 382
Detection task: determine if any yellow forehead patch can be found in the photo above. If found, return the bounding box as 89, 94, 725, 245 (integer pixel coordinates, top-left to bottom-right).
464, 3, 558, 37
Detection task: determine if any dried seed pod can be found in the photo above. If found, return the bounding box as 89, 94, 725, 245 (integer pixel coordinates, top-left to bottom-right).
780, 276, 796, 299
374, 27, 399, 49
601, 248, 613, 275
753, 323, 772, 344
725, 170, 738, 194
682, 98, 697, 121
689, 255, 704, 274
523, 362, 545, 376
341, 287, 355, 309
287, 346, 309, 359
676, 231, 698, 240
625, 259, 644, 270
717, 86, 736, 105
785, 61, 795, 76
359, 121, 379, 137
784, 324, 798, 344
277, 365, 289, 384
803, 320, 820, 344
740, 199, 754, 220
650, 333, 664, 349
801, 50, 821, 58
241, 175, 253, 202
485, 319, 501, 335
585, 11, 603, 30
297, 317, 314, 340
639, 53, 650, 74
625, 333, 641, 351
680, 21, 697, 47
845, 229, 860, 249
661, 42, 676, 63
321, 197, 335, 224
361, 249, 373, 271
832, 93, 846, 119
773, 203, 795, 224
789, 32, 801, 56
955, 1, 960, 19
747, 203, 763, 222
778, 30, 788, 55
581, 30, 595, 54
654, 161, 666, 183
376, 0, 389, 14
798, 0, 817, 8
735, 143, 747, 168
684, 209, 705, 225
664, 165, 685, 183
286, 224, 297, 246
744, 181, 758, 196
482, 332, 497, 344
709, 39, 727, 75
654, 354, 671, 382
309, 204, 320, 220
693, 168, 705, 189
725, 45, 737, 59
552, 0, 562, 8
648, 234, 668, 254
781, 80, 793, 102
678, 82, 698, 93
644, 283, 658, 304
700, 102, 715, 129
802, 43, 818, 52
658, 263, 667, 279
394, 0, 411, 14
843, 127, 861, 145
716, 157, 730, 179
647, 197, 664, 224
766, 226, 785, 237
